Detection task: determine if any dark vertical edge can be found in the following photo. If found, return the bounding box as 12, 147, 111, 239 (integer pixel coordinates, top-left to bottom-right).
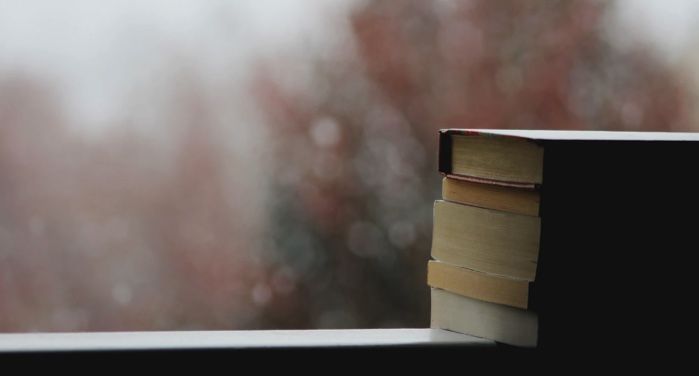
438, 130, 453, 175
527, 281, 537, 312
531, 141, 549, 350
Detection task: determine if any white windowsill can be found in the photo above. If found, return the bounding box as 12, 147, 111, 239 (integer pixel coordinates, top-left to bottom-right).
0, 329, 493, 352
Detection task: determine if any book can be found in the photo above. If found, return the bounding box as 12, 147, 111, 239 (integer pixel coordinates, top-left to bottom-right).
442, 176, 540, 216
427, 260, 530, 309
433, 129, 699, 351
438, 129, 699, 188
430, 288, 537, 347
439, 130, 544, 188
431, 199, 540, 281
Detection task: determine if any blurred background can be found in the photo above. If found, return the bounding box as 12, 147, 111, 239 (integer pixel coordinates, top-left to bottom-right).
1, 0, 698, 332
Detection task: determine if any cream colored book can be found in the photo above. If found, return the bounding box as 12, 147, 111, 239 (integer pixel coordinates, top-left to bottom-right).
427, 260, 530, 309
430, 288, 538, 347
431, 200, 540, 281
442, 177, 540, 216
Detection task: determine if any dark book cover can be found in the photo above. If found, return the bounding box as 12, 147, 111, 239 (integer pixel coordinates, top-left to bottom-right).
439, 129, 699, 351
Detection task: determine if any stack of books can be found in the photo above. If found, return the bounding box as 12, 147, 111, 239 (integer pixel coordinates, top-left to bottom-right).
427, 129, 699, 350
428, 129, 542, 347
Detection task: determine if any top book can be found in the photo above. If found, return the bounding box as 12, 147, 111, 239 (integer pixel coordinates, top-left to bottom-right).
438, 129, 699, 188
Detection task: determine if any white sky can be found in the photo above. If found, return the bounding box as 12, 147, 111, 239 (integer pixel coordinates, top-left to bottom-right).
0, 0, 697, 133
607, 0, 699, 63
0, 0, 355, 133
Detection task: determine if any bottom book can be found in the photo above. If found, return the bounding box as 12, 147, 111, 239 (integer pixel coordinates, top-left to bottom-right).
430, 288, 538, 347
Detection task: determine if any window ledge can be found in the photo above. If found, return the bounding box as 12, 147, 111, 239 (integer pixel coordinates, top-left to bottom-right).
0, 328, 493, 353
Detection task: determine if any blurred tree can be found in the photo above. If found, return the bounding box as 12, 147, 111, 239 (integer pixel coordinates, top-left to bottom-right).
254, 0, 691, 328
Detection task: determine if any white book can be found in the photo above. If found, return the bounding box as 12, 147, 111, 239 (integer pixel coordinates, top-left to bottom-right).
430, 288, 538, 347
